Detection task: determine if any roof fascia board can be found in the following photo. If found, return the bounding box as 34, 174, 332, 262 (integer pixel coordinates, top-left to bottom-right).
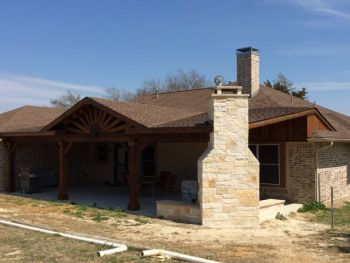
249, 108, 335, 130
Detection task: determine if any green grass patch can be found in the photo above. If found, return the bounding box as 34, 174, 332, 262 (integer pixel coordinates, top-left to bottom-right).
134, 217, 150, 225
91, 213, 110, 223
298, 201, 326, 213
310, 202, 350, 227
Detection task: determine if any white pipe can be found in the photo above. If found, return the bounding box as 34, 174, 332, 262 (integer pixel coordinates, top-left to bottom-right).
0, 219, 127, 257
142, 249, 220, 263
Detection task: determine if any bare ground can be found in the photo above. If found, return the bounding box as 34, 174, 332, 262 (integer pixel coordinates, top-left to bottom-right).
0, 194, 349, 263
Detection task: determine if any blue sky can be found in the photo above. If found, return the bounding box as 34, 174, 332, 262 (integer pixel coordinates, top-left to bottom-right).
0, 0, 349, 114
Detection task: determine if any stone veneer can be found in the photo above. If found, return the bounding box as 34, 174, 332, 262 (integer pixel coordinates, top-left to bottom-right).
198, 86, 260, 227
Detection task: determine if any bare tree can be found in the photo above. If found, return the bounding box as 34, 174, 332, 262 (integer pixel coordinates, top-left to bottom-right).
164, 69, 207, 91
264, 73, 308, 99
104, 87, 134, 101
136, 79, 162, 96
50, 90, 81, 108
137, 69, 209, 95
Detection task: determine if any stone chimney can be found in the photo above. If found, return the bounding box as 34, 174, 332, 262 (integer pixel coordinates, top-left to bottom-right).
197, 85, 259, 228
236, 47, 260, 97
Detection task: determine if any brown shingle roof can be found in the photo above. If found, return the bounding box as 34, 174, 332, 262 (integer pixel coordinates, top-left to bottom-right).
132, 85, 350, 139
0, 106, 65, 133
90, 97, 203, 128
0, 86, 349, 140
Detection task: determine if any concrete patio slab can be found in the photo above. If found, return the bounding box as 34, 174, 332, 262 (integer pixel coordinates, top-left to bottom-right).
13, 184, 182, 217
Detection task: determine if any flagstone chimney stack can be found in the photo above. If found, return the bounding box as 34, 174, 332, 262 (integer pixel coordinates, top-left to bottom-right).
236, 47, 260, 97
197, 84, 260, 228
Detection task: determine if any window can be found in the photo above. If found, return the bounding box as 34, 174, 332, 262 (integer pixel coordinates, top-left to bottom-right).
141, 146, 156, 182
95, 144, 109, 163
249, 144, 280, 185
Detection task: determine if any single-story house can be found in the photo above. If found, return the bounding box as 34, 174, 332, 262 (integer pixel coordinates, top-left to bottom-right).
0, 47, 349, 227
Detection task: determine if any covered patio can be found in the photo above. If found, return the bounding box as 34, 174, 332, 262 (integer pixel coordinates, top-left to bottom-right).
1, 97, 210, 216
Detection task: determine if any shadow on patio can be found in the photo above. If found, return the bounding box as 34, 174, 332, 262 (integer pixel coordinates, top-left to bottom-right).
12, 184, 182, 217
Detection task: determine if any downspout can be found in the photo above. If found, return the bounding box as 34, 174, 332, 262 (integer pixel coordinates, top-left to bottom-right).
315, 141, 334, 202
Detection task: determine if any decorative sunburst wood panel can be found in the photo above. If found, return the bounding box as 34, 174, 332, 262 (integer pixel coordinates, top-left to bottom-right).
58, 105, 133, 134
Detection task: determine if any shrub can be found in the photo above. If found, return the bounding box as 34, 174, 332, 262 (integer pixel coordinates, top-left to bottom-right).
298, 201, 326, 213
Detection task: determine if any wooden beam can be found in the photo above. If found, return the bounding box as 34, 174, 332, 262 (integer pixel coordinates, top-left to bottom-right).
93, 107, 99, 125
102, 119, 122, 132
66, 127, 84, 134
96, 109, 104, 126
126, 126, 213, 134
100, 115, 114, 131
107, 123, 130, 133
71, 120, 90, 134
127, 141, 141, 211
98, 111, 108, 128
57, 141, 69, 200
77, 114, 90, 131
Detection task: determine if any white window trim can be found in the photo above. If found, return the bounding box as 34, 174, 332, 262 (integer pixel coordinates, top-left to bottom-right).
250, 144, 280, 186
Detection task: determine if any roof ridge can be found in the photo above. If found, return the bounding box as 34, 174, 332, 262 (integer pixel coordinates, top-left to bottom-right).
139, 87, 215, 96
90, 97, 204, 114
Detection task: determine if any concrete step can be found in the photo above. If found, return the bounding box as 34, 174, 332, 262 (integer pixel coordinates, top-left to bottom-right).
259, 199, 302, 223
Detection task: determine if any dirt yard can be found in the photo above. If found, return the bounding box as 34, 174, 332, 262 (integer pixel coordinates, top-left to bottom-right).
0, 225, 176, 263
0, 194, 349, 262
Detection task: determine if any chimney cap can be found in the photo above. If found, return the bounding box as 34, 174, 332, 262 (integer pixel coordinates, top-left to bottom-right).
236, 47, 259, 55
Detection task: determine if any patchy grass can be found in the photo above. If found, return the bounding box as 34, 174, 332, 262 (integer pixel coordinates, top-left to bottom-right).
309, 202, 350, 227
298, 201, 326, 213
3, 193, 350, 262
0, 225, 179, 262
134, 217, 150, 225
59, 202, 130, 223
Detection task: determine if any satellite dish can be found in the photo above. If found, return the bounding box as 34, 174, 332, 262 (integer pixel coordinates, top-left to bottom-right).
214, 75, 224, 86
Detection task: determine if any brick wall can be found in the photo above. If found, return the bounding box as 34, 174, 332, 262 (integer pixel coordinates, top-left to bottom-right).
14, 142, 58, 188
237, 50, 259, 96
261, 142, 350, 204
317, 142, 350, 202
261, 142, 317, 203
0, 141, 9, 191
285, 142, 317, 203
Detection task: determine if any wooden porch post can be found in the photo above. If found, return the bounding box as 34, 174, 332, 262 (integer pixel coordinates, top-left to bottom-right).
127, 141, 141, 211
4, 141, 16, 192
57, 141, 71, 200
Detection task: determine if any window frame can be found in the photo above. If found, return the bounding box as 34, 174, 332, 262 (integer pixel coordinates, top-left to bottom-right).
249, 143, 281, 186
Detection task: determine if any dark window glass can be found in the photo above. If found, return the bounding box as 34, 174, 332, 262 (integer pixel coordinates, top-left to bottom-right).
142, 146, 155, 160
260, 165, 279, 184
96, 144, 108, 163
142, 162, 155, 177
259, 145, 279, 164
141, 146, 156, 180
249, 144, 257, 157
